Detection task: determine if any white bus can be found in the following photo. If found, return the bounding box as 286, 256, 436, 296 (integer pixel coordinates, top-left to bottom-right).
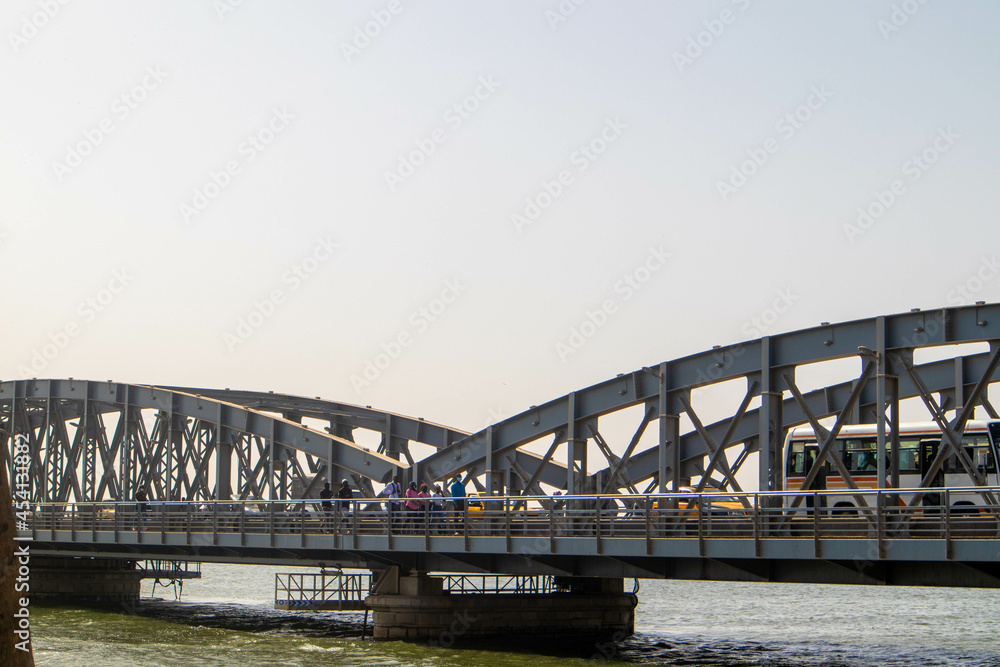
783, 420, 1000, 511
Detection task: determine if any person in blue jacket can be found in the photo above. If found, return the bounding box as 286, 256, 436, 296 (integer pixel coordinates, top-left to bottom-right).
449, 475, 466, 527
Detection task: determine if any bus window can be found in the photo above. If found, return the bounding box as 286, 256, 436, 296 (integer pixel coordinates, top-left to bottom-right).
898, 439, 920, 473
920, 439, 940, 477
975, 448, 994, 473
961, 434, 996, 473
844, 439, 877, 472
787, 442, 807, 475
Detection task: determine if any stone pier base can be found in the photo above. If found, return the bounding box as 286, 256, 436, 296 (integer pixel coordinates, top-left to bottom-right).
366, 574, 636, 643
31, 557, 141, 605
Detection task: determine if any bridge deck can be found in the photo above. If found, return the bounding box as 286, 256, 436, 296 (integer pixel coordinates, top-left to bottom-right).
18, 490, 1000, 587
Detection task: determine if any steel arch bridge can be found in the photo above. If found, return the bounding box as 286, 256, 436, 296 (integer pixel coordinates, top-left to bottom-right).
3, 302, 1000, 506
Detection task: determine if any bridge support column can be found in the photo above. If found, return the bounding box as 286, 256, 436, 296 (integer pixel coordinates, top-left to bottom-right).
30, 557, 141, 605
365, 573, 636, 643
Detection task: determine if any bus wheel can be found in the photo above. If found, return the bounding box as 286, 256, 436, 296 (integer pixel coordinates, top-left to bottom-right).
832, 502, 856, 515
951, 501, 978, 516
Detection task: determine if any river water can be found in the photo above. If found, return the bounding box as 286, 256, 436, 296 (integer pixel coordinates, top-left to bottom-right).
29, 563, 1000, 666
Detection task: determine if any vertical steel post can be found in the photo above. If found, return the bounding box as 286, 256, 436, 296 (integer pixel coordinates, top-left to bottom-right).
658, 362, 680, 493
876, 317, 887, 489
759, 337, 783, 496
483, 426, 497, 496
566, 394, 584, 495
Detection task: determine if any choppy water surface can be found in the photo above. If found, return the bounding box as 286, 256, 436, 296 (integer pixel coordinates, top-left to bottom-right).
30, 563, 1000, 666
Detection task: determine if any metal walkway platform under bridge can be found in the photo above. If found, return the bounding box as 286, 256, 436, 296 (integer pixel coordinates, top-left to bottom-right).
275, 570, 370, 611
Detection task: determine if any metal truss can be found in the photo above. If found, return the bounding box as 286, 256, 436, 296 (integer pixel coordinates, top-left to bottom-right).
415, 304, 1000, 498
3, 304, 1000, 504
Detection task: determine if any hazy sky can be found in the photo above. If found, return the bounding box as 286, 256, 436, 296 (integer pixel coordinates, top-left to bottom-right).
3, 1, 999, 437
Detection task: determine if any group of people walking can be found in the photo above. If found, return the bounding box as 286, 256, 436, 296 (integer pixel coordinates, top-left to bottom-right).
317, 475, 472, 535
376, 475, 470, 534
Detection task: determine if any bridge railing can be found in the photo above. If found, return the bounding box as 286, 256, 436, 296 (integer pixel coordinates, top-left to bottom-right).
17, 487, 1000, 544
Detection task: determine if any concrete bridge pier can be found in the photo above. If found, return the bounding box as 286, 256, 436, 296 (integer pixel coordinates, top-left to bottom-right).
31, 557, 141, 605
365, 570, 637, 644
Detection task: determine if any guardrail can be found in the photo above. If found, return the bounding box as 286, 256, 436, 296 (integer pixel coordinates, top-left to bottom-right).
17, 487, 1000, 548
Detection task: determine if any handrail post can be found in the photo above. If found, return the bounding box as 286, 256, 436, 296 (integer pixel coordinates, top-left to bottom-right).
697, 496, 705, 556
813, 492, 820, 557
944, 488, 952, 559
504, 496, 511, 553
549, 499, 556, 554
463, 501, 470, 552
644, 496, 652, 555
753, 493, 761, 557
352, 498, 359, 540
595, 495, 603, 555
424, 497, 431, 550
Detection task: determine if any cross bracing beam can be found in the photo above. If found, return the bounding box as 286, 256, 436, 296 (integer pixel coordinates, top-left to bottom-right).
596, 349, 1000, 488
